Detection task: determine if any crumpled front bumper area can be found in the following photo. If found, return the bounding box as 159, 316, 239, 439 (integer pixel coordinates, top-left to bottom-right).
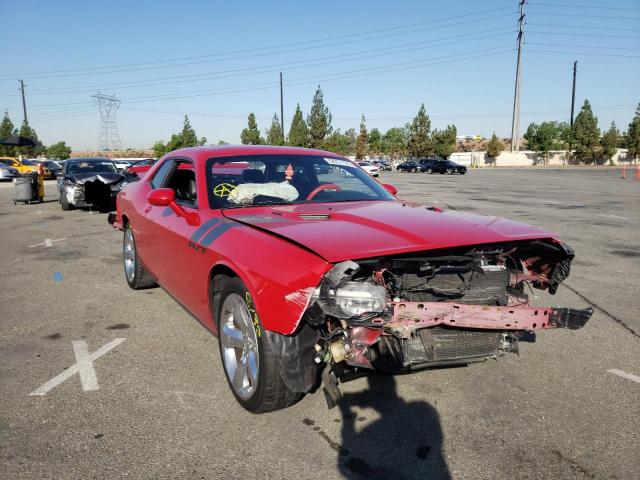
385, 301, 594, 338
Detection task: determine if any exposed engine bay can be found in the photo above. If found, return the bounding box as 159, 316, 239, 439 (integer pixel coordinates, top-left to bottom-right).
275, 239, 593, 407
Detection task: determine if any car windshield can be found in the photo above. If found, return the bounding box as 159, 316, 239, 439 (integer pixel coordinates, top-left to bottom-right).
22, 159, 38, 166
67, 161, 117, 175
206, 154, 394, 209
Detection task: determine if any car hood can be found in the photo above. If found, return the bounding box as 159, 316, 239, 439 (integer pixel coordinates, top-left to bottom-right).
222, 200, 557, 262
65, 173, 124, 184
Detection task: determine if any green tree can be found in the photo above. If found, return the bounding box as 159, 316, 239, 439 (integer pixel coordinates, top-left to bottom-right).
524, 121, 569, 165
355, 115, 369, 160
486, 132, 505, 165
217, 140, 229, 145
18, 120, 45, 157
572, 99, 601, 164
307, 86, 333, 148
323, 129, 351, 156
240, 113, 264, 145
46, 141, 72, 159
407, 104, 433, 158
0, 110, 16, 156
152, 115, 206, 157
382, 127, 408, 160
601, 122, 620, 162
432, 124, 457, 158
626, 103, 640, 162
486, 132, 505, 160
265, 113, 284, 146
368, 128, 382, 157
287, 104, 309, 147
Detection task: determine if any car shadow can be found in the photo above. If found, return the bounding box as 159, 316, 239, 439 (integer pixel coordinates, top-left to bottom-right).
337, 374, 451, 480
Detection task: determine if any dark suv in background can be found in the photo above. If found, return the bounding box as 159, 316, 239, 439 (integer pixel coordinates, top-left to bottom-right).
396, 161, 420, 172
419, 157, 467, 175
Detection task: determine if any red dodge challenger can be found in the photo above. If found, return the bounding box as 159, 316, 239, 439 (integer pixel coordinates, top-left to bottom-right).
109, 145, 592, 412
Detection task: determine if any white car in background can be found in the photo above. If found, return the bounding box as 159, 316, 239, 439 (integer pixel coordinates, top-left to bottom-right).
357, 161, 380, 177
0, 163, 20, 181
113, 160, 132, 172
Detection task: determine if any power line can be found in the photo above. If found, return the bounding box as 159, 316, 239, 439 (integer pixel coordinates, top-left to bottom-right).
11, 44, 515, 110
0, 6, 516, 80
529, 2, 640, 12
529, 22, 640, 32
528, 11, 640, 21
526, 42, 640, 52
526, 49, 640, 58
527, 29, 640, 40
0, 27, 515, 98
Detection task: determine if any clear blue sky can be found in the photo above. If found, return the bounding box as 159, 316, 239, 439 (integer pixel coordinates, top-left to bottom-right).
1, 0, 638, 150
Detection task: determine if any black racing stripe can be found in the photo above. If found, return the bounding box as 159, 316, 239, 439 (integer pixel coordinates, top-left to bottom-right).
200, 223, 236, 247
190, 218, 221, 242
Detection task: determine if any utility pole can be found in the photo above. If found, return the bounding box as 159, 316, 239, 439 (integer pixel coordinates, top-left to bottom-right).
19, 80, 28, 124
510, 0, 526, 153
279, 72, 285, 141
570, 61, 577, 127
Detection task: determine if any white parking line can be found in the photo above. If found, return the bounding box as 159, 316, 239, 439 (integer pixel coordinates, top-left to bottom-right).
608, 215, 630, 220
29, 238, 66, 248
607, 369, 640, 384
29, 338, 125, 396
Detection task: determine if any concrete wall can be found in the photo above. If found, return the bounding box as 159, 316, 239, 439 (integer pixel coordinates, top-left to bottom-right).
451, 149, 630, 167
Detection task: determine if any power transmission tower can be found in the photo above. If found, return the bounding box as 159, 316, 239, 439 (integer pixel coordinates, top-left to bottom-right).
92, 92, 122, 151
19, 80, 28, 124
510, 0, 526, 153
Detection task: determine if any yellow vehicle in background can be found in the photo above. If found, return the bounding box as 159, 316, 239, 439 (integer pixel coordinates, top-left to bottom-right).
0, 157, 50, 177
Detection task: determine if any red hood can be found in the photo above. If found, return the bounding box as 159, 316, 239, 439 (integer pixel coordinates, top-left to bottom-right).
223, 201, 557, 262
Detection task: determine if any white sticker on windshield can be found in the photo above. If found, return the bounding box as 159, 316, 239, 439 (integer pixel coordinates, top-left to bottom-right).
323, 157, 353, 167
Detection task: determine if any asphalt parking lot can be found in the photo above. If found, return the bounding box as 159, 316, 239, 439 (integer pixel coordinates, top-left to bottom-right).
1, 167, 639, 480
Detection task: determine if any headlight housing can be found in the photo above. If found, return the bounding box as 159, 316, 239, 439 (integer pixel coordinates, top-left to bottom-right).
334, 282, 387, 317
110, 181, 127, 192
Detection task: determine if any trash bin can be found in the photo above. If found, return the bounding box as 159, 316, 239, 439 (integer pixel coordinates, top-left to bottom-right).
14, 175, 40, 204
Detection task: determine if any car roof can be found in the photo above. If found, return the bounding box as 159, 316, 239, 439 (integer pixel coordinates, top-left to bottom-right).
163, 145, 341, 161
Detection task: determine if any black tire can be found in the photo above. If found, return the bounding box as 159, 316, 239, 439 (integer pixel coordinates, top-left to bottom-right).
216, 276, 301, 413
123, 224, 157, 290
60, 192, 73, 211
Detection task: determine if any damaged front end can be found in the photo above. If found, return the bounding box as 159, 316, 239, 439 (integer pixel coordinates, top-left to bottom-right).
62, 173, 136, 212
289, 239, 592, 407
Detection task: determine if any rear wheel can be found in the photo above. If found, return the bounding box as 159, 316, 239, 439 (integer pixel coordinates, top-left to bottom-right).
123, 224, 156, 289
217, 276, 300, 413
446, 168, 453, 174
427, 168, 433, 174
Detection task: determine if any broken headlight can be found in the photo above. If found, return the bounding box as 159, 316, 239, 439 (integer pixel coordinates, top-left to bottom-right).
335, 282, 387, 316
110, 181, 127, 192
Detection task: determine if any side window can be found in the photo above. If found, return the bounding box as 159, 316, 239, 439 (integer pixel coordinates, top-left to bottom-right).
150, 160, 175, 189
165, 160, 197, 208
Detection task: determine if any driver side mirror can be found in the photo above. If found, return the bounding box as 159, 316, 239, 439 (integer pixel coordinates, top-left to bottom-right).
148, 187, 175, 206
148, 188, 200, 226
382, 183, 398, 196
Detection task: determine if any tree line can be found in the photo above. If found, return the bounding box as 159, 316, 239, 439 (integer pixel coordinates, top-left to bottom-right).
236, 86, 458, 160
523, 100, 640, 165
0, 111, 71, 159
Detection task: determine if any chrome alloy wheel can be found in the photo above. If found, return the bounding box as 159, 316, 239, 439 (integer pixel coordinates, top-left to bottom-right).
123, 228, 136, 282
220, 293, 260, 400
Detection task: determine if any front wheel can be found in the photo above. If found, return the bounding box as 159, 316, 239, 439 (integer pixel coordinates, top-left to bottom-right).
217, 276, 300, 413
427, 168, 433, 174
60, 192, 74, 211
